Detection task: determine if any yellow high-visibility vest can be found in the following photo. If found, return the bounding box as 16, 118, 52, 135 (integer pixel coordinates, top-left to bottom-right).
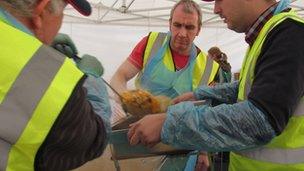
231, 10, 304, 171
0, 20, 83, 171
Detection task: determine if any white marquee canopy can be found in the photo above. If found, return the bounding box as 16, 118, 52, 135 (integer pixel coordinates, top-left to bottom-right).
64, 0, 304, 27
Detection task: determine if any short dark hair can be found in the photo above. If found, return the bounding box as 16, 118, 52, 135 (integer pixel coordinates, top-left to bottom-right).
169, 0, 202, 28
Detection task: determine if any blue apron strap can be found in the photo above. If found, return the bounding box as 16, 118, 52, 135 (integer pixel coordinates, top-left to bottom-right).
189, 44, 197, 61
171, 43, 197, 95
184, 154, 198, 171
188, 44, 198, 84
0, 7, 32, 35
177, 43, 197, 72
274, 0, 290, 15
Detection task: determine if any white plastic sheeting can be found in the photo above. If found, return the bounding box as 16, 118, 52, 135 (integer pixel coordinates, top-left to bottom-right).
63, 0, 221, 27
64, 0, 303, 27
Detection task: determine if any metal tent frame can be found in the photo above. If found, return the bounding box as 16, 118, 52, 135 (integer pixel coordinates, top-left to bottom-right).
63, 0, 304, 27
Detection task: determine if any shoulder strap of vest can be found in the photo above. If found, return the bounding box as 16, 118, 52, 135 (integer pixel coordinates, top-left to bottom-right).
239, 10, 304, 101
143, 32, 167, 66
198, 54, 217, 86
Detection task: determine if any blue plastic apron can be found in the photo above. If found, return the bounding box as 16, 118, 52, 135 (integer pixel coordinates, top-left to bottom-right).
140, 32, 197, 98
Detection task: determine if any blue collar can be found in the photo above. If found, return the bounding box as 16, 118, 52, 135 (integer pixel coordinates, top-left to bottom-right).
0, 6, 33, 35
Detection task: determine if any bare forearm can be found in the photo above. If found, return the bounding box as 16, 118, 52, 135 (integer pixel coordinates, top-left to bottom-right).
110, 73, 128, 93
110, 60, 140, 93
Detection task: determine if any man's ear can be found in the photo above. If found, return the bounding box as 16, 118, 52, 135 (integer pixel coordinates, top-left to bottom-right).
32, 0, 50, 30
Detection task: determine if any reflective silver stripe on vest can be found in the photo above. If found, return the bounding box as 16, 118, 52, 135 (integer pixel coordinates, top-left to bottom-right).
236, 147, 304, 164
199, 57, 214, 86
244, 72, 251, 100
243, 60, 254, 100
242, 60, 304, 117
242, 60, 304, 115
0, 140, 10, 171
0, 45, 65, 168
294, 100, 304, 116
147, 32, 167, 62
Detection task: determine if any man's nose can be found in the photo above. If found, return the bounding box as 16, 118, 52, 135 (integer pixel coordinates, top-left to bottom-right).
179, 27, 187, 37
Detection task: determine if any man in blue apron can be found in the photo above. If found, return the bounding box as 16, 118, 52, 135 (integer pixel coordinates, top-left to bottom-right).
111, 0, 219, 170
110, 0, 219, 99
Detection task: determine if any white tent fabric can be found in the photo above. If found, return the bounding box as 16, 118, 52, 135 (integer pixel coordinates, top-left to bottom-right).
61, 0, 304, 82
64, 0, 304, 27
